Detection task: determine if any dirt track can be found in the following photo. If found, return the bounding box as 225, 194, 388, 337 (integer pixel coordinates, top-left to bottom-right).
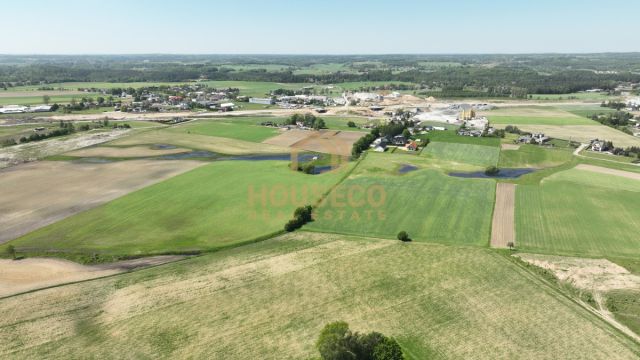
575, 164, 640, 180
490, 183, 516, 248
0, 255, 186, 298
0, 159, 204, 244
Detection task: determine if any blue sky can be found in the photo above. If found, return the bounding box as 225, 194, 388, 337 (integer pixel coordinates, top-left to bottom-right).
3, 0, 638, 54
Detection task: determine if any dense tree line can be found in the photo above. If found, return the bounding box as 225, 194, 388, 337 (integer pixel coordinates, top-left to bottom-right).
3, 56, 640, 95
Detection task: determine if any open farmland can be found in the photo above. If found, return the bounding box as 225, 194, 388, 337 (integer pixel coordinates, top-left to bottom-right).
1, 232, 638, 359
3, 160, 350, 258
498, 144, 574, 168
306, 153, 496, 246
423, 142, 500, 167
109, 128, 290, 155
263, 128, 362, 157
0, 93, 103, 106
0, 160, 205, 244
485, 106, 597, 125
66, 145, 191, 158
166, 117, 282, 142
516, 167, 640, 258
491, 183, 516, 248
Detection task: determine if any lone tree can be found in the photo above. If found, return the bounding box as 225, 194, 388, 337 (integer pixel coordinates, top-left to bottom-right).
6, 245, 16, 260
347, 121, 357, 128
43, 95, 50, 105
507, 241, 515, 251
397, 231, 410, 242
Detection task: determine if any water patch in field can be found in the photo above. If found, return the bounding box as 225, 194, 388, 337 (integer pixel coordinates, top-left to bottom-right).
449, 168, 536, 179
398, 164, 419, 174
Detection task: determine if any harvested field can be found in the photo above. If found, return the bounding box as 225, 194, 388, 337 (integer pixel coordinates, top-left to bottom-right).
495, 124, 640, 148
0, 233, 638, 359
0, 160, 204, 243
291, 130, 362, 156
491, 183, 516, 248
109, 129, 289, 155
262, 128, 312, 147
66, 145, 191, 158
0, 256, 186, 298
501, 143, 520, 150
576, 164, 640, 181
0, 129, 133, 168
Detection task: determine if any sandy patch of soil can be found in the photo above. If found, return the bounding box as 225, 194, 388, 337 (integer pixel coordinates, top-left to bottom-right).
0, 256, 186, 297
490, 183, 516, 248
516, 254, 640, 292
501, 143, 521, 150
0, 159, 205, 243
66, 145, 190, 158
575, 164, 640, 181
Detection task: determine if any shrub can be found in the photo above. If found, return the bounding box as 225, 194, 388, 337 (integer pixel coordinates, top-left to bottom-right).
397, 231, 410, 242
484, 166, 500, 176
284, 206, 313, 232
347, 121, 357, 128
373, 337, 404, 360
316, 322, 404, 360
6, 245, 16, 260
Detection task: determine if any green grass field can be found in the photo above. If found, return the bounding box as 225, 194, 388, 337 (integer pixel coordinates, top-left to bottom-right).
489, 115, 597, 125
499, 145, 574, 168
167, 117, 282, 142
423, 130, 501, 147
529, 92, 614, 101
0, 93, 103, 106
516, 168, 640, 258
1, 232, 638, 359
2, 161, 350, 258
423, 142, 500, 167
306, 153, 495, 246
321, 116, 371, 132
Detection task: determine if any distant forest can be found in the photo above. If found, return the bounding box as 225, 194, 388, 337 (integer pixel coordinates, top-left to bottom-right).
1, 54, 640, 95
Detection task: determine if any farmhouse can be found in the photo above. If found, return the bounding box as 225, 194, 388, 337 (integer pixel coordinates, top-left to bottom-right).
406, 141, 418, 151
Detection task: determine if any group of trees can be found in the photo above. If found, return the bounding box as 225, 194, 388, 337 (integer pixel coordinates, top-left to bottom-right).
284, 206, 313, 232
589, 111, 634, 127
601, 100, 628, 110
316, 321, 404, 360
284, 113, 326, 130
18, 122, 75, 144
352, 129, 379, 157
